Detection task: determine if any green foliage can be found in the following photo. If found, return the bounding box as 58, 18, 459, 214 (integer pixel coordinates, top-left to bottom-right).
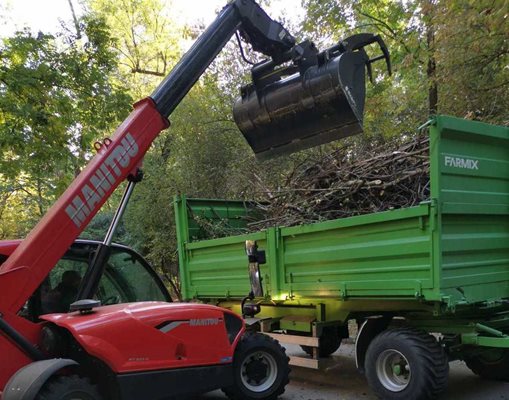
87, 0, 183, 96
435, 0, 509, 124
0, 16, 132, 238
80, 206, 130, 244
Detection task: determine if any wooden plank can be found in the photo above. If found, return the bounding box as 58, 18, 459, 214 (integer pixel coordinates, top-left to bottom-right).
260, 319, 275, 333
289, 356, 322, 369
262, 332, 319, 347
312, 324, 319, 359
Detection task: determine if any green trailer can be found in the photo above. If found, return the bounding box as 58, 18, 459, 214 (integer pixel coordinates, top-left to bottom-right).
174, 115, 509, 399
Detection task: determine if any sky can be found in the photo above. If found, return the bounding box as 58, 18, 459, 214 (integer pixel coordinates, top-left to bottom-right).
0, 0, 304, 38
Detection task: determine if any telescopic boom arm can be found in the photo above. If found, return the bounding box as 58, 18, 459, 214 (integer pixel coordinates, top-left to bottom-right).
0, 0, 298, 312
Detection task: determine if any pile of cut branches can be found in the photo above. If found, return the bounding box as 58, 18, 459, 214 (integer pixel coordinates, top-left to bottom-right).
248, 135, 430, 230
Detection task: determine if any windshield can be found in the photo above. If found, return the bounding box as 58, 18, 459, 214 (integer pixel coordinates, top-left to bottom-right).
18, 241, 170, 320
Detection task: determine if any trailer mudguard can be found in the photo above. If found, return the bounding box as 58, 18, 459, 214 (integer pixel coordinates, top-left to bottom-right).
355, 317, 391, 373
2, 359, 78, 400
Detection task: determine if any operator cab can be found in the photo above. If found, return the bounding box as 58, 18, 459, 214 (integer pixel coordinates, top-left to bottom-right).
0, 239, 171, 321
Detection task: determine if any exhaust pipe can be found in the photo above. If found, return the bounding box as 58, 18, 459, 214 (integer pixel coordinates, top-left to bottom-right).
234, 33, 391, 160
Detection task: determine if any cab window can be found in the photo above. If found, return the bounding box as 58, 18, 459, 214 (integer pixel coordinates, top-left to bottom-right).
105, 248, 168, 302
23, 242, 169, 319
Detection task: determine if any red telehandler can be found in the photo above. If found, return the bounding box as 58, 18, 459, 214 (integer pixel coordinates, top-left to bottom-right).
0, 1, 390, 399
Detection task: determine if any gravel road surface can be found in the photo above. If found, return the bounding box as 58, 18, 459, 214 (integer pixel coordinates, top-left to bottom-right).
189, 342, 509, 400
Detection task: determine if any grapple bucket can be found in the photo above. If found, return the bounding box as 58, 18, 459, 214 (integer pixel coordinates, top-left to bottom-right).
234, 33, 391, 160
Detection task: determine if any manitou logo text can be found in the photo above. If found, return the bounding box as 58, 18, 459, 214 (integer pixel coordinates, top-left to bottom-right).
444, 156, 479, 170
189, 318, 220, 327
66, 133, 139, 228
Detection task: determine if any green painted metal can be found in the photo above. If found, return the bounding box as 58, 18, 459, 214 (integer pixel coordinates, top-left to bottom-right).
175, 116, 509, 342
430, 117, 509, 304
280, 316, 314, 333
278, 203, 435, 299
176, 200, 436, 301
174, 195, 264, 299
475, 323, 506, 337
215, 299, 433, 326
461, 334, 509, 348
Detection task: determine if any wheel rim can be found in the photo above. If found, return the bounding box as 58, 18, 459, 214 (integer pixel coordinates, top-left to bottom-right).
240, 350, 278, 393
376, 349, 411, 392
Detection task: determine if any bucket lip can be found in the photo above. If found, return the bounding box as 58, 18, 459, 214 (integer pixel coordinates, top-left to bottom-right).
253, 121, 364, 160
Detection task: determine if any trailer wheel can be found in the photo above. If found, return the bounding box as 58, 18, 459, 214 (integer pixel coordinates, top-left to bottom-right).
223, 333, 290, 400
35, 375, 102, 400
365, 328, 448, 400
465, 348, 509, 381
301, 326, 342, 357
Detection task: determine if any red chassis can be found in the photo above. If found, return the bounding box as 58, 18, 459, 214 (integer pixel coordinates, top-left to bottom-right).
0, 240, 289, 400
0, 240, 241, 380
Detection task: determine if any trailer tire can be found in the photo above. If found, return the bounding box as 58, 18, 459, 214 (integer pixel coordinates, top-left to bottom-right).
301, 326, 342, 357
465, 348, 509, 381
223, 332, 290, 400
35, 375, 102, 400
365, 328, 448, 400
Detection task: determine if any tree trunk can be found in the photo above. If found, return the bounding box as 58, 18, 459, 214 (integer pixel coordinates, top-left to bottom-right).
424, 0, 438, 115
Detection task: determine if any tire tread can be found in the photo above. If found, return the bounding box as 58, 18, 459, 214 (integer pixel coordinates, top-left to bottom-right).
223, 332, 290, 400
365, 327, 448, 400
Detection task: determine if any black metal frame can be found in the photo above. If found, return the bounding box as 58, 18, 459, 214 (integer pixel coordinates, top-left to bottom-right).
77, 171, 144, 301
116, 364, 234, 400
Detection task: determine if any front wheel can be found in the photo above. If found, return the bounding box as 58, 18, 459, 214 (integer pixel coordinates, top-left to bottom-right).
365, 328, 448, 400
35, 375, 102, 400
223, 333, 290, 400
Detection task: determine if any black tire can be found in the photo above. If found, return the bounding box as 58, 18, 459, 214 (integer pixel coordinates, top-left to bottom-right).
223, 332, 290, 400
35, 375, 102, 400
300, 326, 342, 357
365, 328, 448, 400
465, 348, 509, 381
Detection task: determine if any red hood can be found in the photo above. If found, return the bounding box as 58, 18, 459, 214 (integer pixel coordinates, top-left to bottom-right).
41, 302, 244, 373
41, 301, 226, 328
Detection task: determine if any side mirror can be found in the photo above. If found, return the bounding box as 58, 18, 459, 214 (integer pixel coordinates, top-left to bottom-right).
70, 299, 101, 314
245, 240, 264, 297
